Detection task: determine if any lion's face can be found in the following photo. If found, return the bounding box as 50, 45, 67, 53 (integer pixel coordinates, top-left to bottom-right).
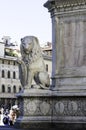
21, 36, 34, 54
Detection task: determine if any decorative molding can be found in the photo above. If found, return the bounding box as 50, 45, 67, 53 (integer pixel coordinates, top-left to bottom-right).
26, 101, 37, 114
44, 0, 86, 9
40, 101, 50, 115
55, 0, 86, 8
53, 98, 86, 116
44, 0, 86, 17
55, 102, 64, 114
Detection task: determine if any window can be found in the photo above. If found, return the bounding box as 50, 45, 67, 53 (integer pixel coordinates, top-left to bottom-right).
5, 40, 8, 45
8, 86, 11, 93
46, 64, 48, 72
13, 61, 15, 65
8, 61, 10, 64
2, 85, 5, 93
2, 60, 4, 64
13, 71, 16, 79
13, 85, 16, 93
2, 70, 5, 78
19, 86, 21, 92
8, 71, 10, 78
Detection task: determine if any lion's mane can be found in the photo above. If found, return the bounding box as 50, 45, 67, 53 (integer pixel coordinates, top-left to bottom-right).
20, 36, 43, 65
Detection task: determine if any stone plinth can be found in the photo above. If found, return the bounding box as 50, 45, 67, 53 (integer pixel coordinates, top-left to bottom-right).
14, 90, 86, 129
44, 0, 86, 129
14, 89, 53, 129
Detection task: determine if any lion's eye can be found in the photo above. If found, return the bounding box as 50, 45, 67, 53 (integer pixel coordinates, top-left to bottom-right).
22, 42, 25, 45
21, 39, 24, 43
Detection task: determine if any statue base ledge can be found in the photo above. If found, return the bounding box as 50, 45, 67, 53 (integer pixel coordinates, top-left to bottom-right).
15, 89, 86, 130
16, 88, 86, 97
16, 88, 53, 97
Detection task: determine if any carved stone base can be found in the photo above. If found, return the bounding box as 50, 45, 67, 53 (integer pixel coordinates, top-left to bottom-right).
14, 89, 53, 129
14, 89, 86, 129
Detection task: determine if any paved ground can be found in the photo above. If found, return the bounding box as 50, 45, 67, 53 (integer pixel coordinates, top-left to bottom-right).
0, 125, 53, 130
0, 126, 24, 130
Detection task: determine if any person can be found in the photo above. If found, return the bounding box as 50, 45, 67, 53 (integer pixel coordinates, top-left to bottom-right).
1, 107, 4, 114
3, 113, 9, 125
8, 108, 17, 125
8, 105, 20, 126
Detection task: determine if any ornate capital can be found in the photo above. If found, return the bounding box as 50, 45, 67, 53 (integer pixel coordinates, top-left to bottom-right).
44, 0, 86, 16
44, 0, 86, 8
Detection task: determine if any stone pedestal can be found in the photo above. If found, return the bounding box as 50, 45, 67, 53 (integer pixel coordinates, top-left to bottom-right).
44, 0, 86, 129
44, 0, 86, 92
14, 89, 53, 129
14, 89, 86, 129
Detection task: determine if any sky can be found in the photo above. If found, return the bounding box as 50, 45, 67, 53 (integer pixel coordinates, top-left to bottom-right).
0, 0, 52, 46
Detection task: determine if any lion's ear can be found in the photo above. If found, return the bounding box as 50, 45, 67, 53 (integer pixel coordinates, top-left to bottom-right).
35, 37, 39, 44
21, 38, 23, 42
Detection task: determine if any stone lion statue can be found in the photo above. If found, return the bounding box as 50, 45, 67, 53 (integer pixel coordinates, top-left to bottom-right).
18, 36, 50, 90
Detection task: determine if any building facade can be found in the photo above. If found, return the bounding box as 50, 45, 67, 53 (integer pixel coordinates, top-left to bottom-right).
42, 42, 52, 84
0, 41, 21, 111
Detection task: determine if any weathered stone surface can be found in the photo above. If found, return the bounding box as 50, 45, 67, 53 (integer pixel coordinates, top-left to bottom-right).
15, 90, 86, 129
15, 90, 53, 129
45, 0, 86, 91
44, 0, 86, 129
17, 36, 50, 90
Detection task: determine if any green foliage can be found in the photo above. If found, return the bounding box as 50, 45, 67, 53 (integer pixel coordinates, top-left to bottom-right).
5, 49, 18, 57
